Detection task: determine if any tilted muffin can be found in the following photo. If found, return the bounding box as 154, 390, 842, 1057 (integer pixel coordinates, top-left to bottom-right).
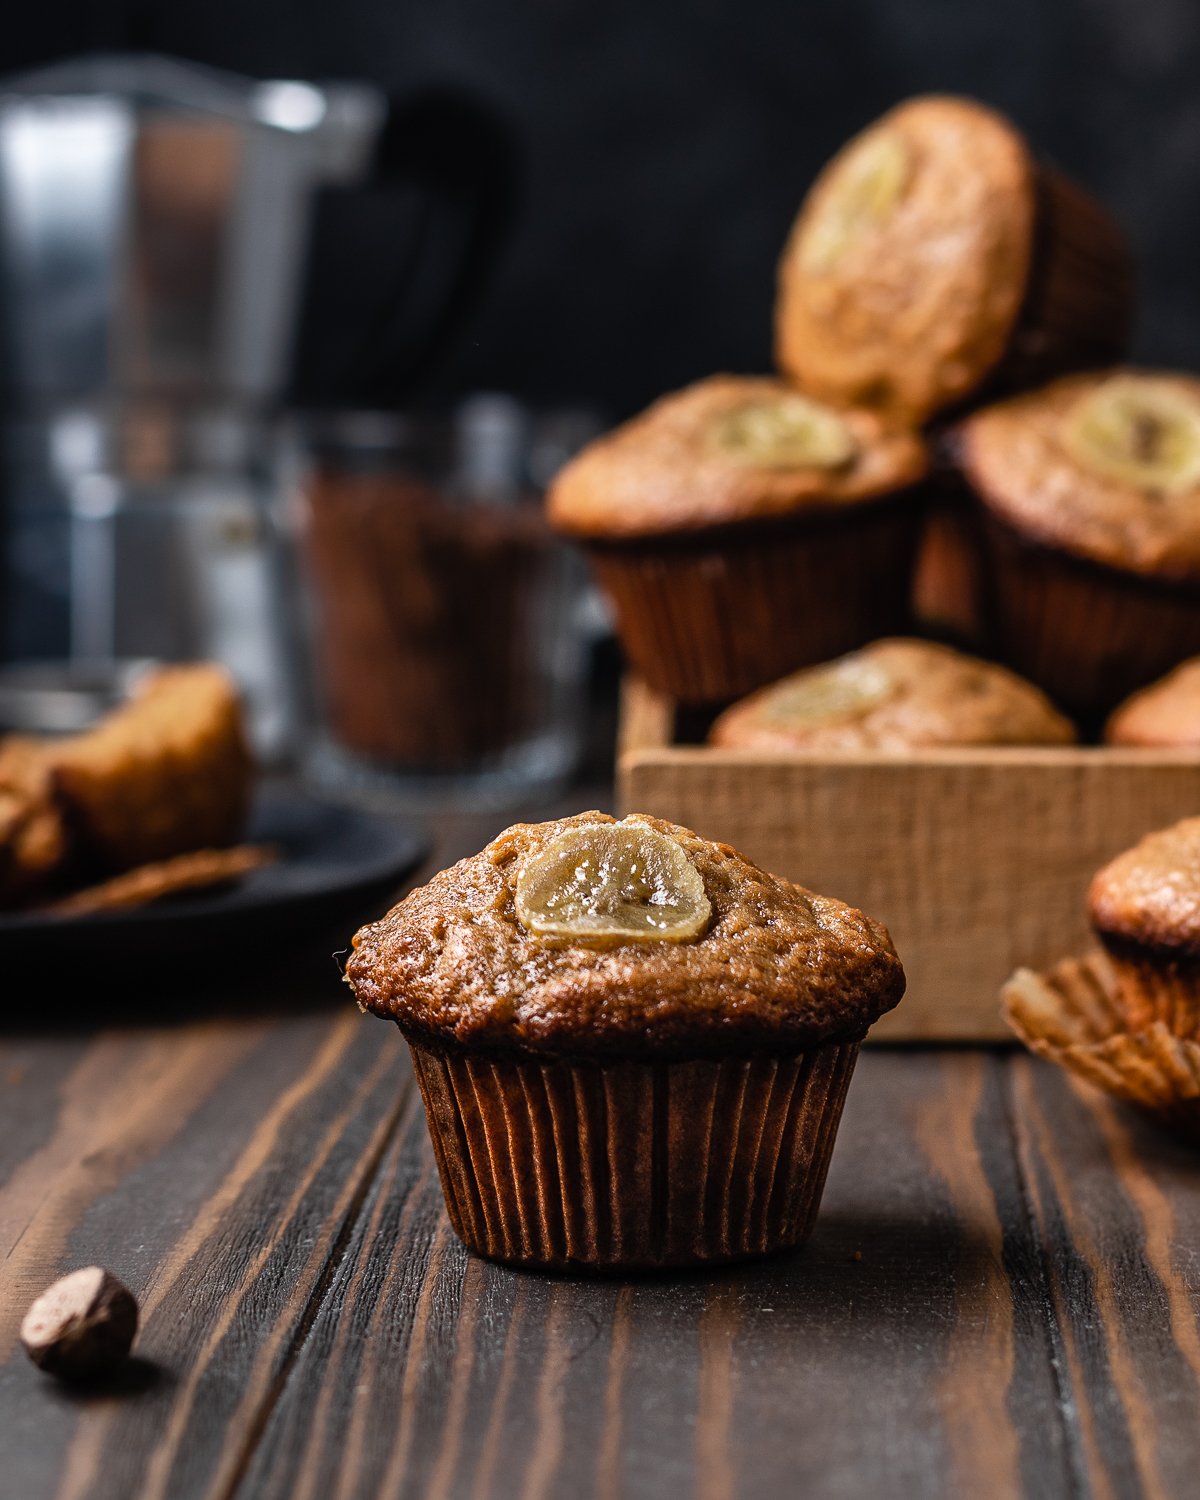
709, 639, 1076, 752
548, 375, 929, 703
959, 371, 1200, 718
1089, 818, 1200, 1038
775, 96, 1133, 424
1105, 659, 1200, 748
347, 811, 905, 1271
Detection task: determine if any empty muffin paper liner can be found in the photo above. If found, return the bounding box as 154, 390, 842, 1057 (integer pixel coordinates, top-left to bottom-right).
408, 1040, 860, 1270
1001, 952, 1200, 1141
584, 497, 921, 706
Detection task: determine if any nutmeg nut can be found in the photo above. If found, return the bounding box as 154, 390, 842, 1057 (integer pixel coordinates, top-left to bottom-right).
20, 1267, 139, 1381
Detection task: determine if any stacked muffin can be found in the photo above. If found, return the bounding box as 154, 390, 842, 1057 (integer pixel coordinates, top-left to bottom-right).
549, 93, 1200, 742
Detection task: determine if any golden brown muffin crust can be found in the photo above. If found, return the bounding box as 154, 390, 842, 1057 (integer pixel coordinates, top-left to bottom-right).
1105, 659, 1200, 748
547, 376, 928, 541
775, 96, 1035, 422
709, 639, 1076, 751
960, 371, 1200, 581
346, 812, 905, 1059
0, 738, 66, 904
1089, 818, 1200, 955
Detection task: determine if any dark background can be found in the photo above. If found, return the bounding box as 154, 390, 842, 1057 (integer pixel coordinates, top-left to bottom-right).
4, 0, 1198, 420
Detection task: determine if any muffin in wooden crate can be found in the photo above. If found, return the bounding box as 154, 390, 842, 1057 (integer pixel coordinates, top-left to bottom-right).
548, 376, 929, 704
709, 638, 1076, 752
959, 371, 1200, 720
1105, 658, 1200, 748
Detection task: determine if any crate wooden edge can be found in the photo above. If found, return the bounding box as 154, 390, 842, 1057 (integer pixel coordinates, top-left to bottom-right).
616, 677, 1200, 1044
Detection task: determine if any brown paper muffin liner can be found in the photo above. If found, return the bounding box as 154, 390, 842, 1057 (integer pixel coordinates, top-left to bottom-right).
1094, 935, 1200, 1039
990, 165, 1134, 397
1002, 953, 1200, 1141
407, 1039, 860, 1271
584, 495, 922, 705
911, 474, 987, 647
979, 513, 1200, 723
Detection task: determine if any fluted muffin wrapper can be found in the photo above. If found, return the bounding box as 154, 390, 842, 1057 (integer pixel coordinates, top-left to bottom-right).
407, 1039, 860, 1271
1002, 952, 1200, 1141
583, 495, 922, 705
911, 473, 987, 647
978, 512, 1200, 723
989, 164, 1134, 398
1093, 934, 1200, 1040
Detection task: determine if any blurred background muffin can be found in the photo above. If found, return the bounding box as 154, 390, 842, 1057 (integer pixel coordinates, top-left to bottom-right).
958, 370, 1200, 721
548, 375, 929, 703
774, 95, 1133, 425
1106, 659, 1200, 748
709, 638, 1076, 751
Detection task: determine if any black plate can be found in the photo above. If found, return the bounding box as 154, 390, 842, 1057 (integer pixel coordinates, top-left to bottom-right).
0, 790, 427, 973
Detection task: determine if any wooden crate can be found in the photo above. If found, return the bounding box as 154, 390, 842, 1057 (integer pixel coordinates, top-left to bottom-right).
617, 678, 1200, 1042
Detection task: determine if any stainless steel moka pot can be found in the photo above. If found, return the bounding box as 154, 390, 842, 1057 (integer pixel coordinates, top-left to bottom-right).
0, 54, 509, 752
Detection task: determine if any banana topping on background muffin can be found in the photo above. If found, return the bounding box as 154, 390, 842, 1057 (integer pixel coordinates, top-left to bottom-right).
347, 812, 904, 1270
962, 372, 1200, 579
959, 370, 1200, 717
709, 639, 1076, 752
548, 375, 927, 541
547, 375, 929, 703
775, 95, 1133, 423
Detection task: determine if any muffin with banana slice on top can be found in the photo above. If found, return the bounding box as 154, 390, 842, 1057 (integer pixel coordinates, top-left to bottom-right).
547, 374, 929, 704
958, 370, 1200, 719
709, 639, 1076, 752
346, 811, 905, 1271
775, 95, 1134, 425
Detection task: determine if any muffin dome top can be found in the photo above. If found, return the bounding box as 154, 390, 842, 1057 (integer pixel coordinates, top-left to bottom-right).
1106, 659, 1200, 748
709, 639, 1076, 752
346, 812, 905, 1059
1089, 817, 1200, 954
546, 376, 928, 541
960, 371, 1200, 580
775, 96, 1035, 422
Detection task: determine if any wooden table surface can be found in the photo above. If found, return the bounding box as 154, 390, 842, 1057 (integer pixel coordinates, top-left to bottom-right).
3, 802, 1199, 1500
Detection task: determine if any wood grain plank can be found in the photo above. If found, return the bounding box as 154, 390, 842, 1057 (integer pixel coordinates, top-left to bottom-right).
1010, 1054, 1200, 1500
234, 1049, 1083, 1500
0, 1010, 410, 1500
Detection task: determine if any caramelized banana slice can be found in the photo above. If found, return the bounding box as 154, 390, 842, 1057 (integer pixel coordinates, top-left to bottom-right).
798, 127, 912, 275
707, 393, 858, 471
515, 821, 711, 944
762, 657, 896, 724
1063, 377, 1200, 495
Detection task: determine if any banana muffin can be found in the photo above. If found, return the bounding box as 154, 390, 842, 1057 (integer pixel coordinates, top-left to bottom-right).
547, 375, 929, 703
346, 811, 905, 1271
959, 371, 1200, 718
709, 639, 1076, 752
1089, 817, 1200, 1038
1106, 659, 1200, 748
775, 95, 1133, 424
